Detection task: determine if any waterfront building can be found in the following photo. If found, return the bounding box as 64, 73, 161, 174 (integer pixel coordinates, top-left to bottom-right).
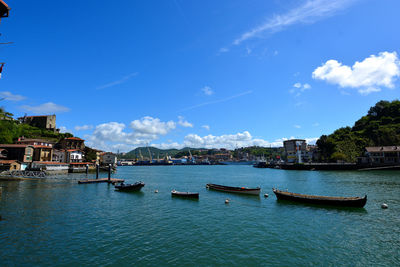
359, 146, 400, 165
0, 144, 34, 162
66, 149, 84, 163
31, 161, 69, 174
100, 152, 117, 166
283, 139, 312, 163
52, 149, 66, 163
18, 115, 58, 132
58, 137, 85, 151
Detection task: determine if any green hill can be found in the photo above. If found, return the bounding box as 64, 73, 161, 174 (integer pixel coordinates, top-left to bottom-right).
0, 119, 73, 144
317, 100, 400, 162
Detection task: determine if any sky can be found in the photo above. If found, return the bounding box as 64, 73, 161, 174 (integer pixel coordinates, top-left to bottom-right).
1, 0, 400, 152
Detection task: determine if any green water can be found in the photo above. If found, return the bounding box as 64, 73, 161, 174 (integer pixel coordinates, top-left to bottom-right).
0, 166, 399, 266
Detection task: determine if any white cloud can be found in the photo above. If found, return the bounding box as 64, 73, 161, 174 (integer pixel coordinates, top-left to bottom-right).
74, 125, 94, 131
0, 91, 25, 101
201, 86, 214, 96
294, 125, 301, 129
202, 125, 210, 131
97, 72, 138, 90
312, 51, 400, 95
59, 126, 69, 133
178, 116, 193, 128
293, 83, 302, 88
85, 117, 176, 151
20, 102, 70, 114
302, 83, 311, 90
233, 0, 354, 45
219, 47, 229, 53
130, 116, 176, 135
312, 122, 319, 127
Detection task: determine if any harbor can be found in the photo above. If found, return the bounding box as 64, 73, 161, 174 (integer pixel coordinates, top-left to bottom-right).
1, 165, 399, 266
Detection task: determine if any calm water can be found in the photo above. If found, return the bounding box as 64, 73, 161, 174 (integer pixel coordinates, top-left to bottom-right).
0, 166, 399, 266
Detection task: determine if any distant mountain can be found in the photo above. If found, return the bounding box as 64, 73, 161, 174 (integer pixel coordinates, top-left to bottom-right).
122, 147, 206, 159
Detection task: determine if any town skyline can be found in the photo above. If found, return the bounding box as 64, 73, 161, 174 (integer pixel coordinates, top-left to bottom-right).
1, 0, 400, 152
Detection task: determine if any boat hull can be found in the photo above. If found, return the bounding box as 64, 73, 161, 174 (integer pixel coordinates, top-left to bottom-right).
171, 190, 199, 198
273, 189, 367, 208
115, 182, 145, 192
206, 183, 260, 195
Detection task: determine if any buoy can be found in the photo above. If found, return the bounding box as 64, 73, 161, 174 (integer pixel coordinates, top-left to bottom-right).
225, 199, 229, 204
264, 193, 269, 198
154, 189, 158, 193
381, 203, 388, 209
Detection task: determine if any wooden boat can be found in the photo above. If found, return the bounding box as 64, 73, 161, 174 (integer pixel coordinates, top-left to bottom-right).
272, 188, 367, 208
171, 190, 199, 198
115, 181, 145, 192
206, 183, 261, 195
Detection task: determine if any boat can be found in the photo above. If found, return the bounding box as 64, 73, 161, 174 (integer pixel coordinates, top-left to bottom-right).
171, 190, 199, 198
206, 183, 261, 195
115, 181, 145, 192
272, 188, 367, 208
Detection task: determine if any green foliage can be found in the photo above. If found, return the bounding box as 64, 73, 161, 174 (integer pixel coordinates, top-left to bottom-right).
0, 120, 74, 144
316, 100, 400, 162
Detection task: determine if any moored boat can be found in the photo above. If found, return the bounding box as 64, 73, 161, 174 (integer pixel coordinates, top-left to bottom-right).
115, 181, 145, 192
171, 190, 199, 198
206, 183, 261, 195
272, 188, 367, 208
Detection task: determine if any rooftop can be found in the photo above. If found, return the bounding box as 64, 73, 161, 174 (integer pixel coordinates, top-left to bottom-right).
65, 137, 84, 141
366, 146, 400, 153
0, 0, 10, 18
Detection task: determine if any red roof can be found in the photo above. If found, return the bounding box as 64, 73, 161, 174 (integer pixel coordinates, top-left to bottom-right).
67, 149, 82, 152
0, 0, 10, 18
0, 159, 17, 164
33, 161, 68, 165
0, 144, 33, 148
70, 162, 92, 165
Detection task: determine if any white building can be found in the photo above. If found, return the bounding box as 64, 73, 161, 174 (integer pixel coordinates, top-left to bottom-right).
66, 150, 84, 163
284, 139, 312, 163
100, 152, 117, 166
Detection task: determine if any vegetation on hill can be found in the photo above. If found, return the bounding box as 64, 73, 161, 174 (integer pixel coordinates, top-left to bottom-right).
317, 100, 400, 163
0, 120, 73, 144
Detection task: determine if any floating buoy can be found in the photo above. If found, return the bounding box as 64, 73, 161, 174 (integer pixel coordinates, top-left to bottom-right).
154, 189, 158, 193
264, 193, 269, 198
381, 203, 388, 209
225, 199, 229, 204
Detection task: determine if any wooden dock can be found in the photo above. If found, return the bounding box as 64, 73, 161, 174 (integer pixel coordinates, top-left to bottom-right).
78, 178, 125, 184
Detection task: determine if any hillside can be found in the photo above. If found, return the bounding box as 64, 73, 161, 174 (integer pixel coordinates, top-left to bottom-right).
317, 100, 400, 162
0, 119, 73, 144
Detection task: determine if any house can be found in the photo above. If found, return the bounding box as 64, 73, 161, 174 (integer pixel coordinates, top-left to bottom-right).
18, 115, 58, 132
100, 152, 117, 166
58, 137, 85, 151
0, 160, 22, 171
52, 149, 66, 163
16, 138, 55, 162
66, 149, 84, 163
360, 146, 400, 165
0, 144, 34, 162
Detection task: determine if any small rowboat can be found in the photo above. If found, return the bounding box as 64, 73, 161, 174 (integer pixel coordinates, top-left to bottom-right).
272, 188, 367, 208
171, 190, 199, 198
115, 181, 145, 192
206, 183, 261, 195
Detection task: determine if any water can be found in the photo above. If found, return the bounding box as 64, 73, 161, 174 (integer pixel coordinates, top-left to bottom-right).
0, 166, 399, 266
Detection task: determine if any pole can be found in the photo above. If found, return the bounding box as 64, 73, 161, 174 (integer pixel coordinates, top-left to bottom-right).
85, 164, 89, 175
108, 164, 111, 181
96, 164, 99, 179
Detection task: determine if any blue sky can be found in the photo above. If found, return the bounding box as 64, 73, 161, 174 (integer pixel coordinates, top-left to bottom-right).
1, 0, 400, 152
